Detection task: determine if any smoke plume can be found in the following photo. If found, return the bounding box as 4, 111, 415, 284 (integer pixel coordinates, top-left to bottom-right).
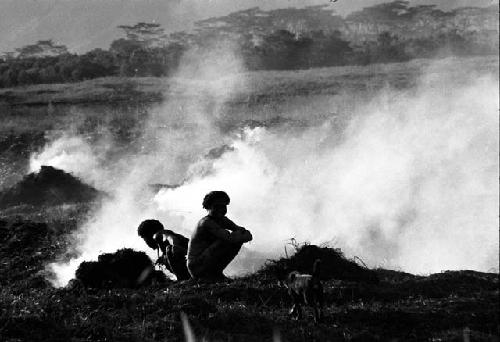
38, 52, 498, 286
46, 42, 248, 286
155, 69, 499, 273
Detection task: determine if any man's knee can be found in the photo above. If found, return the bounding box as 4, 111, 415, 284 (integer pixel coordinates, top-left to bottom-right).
189, 245, 240, 277
212, 239, 243, 254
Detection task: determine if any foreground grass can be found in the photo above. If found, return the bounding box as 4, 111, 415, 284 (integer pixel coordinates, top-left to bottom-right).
0, 214, 498, 342
1, 273, 498, 342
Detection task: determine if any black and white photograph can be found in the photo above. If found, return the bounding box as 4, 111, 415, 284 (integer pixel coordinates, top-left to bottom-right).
0, 0, 498, 341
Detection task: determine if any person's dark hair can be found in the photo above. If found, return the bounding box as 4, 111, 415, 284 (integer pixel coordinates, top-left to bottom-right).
137, 219, 164, 238
202, 191, 230, 209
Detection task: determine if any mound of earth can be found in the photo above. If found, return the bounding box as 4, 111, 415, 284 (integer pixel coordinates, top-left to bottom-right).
0, 165, 100, 208
258, 244, 379, 283
75, 248, 167, 288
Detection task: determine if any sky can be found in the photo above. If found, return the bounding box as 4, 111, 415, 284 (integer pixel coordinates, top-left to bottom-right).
0, 0, 497, 54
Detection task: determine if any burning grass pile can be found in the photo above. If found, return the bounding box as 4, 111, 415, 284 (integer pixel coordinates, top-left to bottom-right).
0, 165, 100, 208
75, 248, 168, 289
256, 243, 379, 283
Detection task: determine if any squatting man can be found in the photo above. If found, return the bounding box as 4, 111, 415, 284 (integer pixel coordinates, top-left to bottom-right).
138, 191, 253, 281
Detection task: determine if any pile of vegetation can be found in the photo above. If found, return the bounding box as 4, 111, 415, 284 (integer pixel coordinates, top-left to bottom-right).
0, 2, 497, 88
256, 243, 379, 283
0, 165, 101, 208
75, 248, 167, 289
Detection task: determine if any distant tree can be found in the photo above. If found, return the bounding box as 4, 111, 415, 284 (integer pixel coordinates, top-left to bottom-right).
405, 37, 439, 58
194, 5, 342, 40
308, 30, 352, 66
71, 68, 82, 81
0, 2, 496, 88
25, 67, 41, 84
128, 48, 150, 76
365, 32, 409, 63
15, 40, 68, 59
110, 38, 143, 76
435, 30, 469, 55
0, 52, 16, 62
110, 22, 188, 77
17, 70, 30, 85
71, 55, 113, 81
347, 1, 411, 22
258, 30, 299, 69
162, 43, 186, 73
39, 65, 58, 83
253, 29, 352, 70
57, 55, 80, 81
167, 32, 196, 46
110, 38, 143, 58
86, 49, 116, 72
117, 22, 167, 48
0, 63, 10, 75
1, 67, 18, 87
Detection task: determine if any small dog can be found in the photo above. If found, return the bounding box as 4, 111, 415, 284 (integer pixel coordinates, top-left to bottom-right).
284, 259, 324, 323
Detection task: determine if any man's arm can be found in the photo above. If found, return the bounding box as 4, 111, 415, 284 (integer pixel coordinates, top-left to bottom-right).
220, 217, 252, 242
202, 217, 251, 243
153, 231, 171, 255
219, 216, 245, 232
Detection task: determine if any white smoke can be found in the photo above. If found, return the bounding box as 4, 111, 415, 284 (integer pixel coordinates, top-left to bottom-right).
154, 62, 499, 274
29, 134, 101, 183
41, 53, 498, 286
46, 41, 248, 286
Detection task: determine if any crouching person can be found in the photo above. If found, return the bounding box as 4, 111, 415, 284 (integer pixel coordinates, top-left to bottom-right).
137, 219, 191, 281
187, 191, 252, 281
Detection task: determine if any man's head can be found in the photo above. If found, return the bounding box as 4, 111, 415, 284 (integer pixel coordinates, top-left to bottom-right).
202, 191, 230, 218
137, 219, 164, 249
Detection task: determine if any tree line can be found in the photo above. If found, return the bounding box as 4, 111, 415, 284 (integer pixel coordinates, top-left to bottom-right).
0, 2, 497, 88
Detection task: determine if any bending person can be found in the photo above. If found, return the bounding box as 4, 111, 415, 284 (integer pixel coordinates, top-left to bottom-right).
187, 191, 252, 281
137, 219, 191, 281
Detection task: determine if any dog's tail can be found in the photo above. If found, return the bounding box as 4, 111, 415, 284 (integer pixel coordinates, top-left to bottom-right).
312, 259, 321, 279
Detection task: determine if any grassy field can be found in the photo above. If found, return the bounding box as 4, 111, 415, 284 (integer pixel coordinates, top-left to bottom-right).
0, 55, 497, 165
0, 55, 497, 133
1, 56, 497, 107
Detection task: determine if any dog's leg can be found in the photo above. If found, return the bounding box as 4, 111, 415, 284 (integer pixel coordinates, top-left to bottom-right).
317, 285, 324, 322
296, 303, 303, 320
308, 290, 320, 323
313, 305, 321, 323
289, 303, 298, 319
